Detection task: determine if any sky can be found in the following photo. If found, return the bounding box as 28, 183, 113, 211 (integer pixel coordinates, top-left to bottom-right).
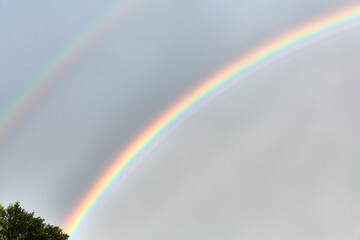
1, 0, 360, 239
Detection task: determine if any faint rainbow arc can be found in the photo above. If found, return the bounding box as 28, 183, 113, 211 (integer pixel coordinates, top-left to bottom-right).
0, 0, 144, 145
62, 3, 360, 239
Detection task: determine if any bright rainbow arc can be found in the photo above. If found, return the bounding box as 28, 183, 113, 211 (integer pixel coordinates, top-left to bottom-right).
63, 3, 360, 239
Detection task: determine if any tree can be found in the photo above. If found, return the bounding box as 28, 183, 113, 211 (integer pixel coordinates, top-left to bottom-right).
0, 202, 69, 240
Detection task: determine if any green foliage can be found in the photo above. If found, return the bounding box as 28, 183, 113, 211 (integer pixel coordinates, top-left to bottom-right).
0, 202, 68, 240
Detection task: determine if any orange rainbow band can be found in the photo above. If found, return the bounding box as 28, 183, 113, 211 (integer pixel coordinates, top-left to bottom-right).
62, 3, 360, 239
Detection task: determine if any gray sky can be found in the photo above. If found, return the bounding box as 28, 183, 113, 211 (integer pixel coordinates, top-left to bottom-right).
1, 0, 360, 239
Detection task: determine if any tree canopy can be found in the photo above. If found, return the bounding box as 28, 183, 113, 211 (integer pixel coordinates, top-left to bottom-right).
0, 202, 68, 240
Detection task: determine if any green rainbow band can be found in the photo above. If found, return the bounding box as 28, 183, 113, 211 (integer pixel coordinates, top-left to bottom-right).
58, 3, 359, 239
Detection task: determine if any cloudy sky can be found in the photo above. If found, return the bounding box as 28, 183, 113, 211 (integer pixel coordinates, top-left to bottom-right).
1, 0, 360, 239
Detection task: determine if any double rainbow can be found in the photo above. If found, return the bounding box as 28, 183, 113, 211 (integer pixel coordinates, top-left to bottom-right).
63, 3, 360, 239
